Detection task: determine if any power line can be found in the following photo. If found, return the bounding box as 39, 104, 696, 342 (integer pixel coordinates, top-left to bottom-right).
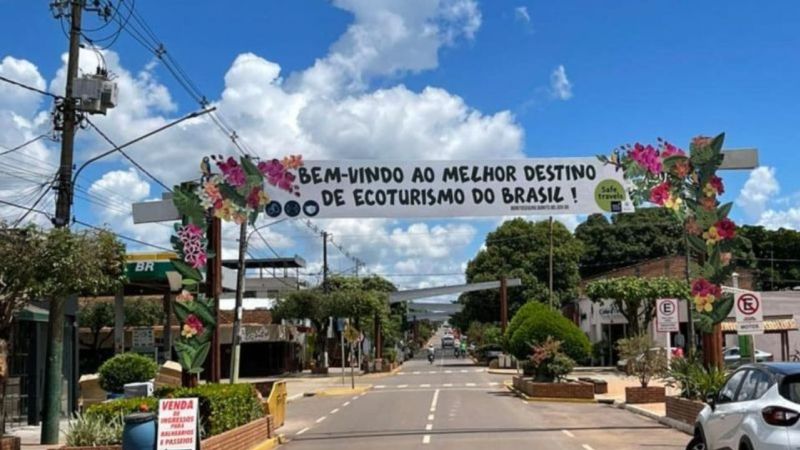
73, 218, 173, 252
0, 134, 51, 157
0, 75, 60, 99
0, 198, 52, 220
83, 116, 172, 192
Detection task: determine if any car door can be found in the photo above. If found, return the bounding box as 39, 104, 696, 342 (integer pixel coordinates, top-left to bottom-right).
726, 369, 774, 445
705, 369, 747, 449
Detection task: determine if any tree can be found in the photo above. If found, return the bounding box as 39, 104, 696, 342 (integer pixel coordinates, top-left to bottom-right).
0, 225, 125, 442
738, 225, 800, 291
575, 208, 684, 277
505, 300, 591, 363
617, 334, 669, 388
453, 218, 583, 329
586, 276, 689, 336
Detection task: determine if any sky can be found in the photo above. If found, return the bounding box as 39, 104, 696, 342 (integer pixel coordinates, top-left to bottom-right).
1, 0, 798, 296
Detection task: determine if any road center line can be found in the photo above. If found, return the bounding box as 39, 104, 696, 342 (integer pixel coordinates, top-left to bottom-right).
582, 445, 595, 450
422, 435, 431, 444
428, 414, 434, 421
342, 401, 350, 407
561, 430, 575, 438
352, 396, 359, 400
443, 383, 453, 387
425, 423, 433, 431
398, 384, 408, 388
296, 427, 310, 436
430, 388, 440, 412
420, 384, 431, 388
330, 408, 339, 414
315, 416, 327, 423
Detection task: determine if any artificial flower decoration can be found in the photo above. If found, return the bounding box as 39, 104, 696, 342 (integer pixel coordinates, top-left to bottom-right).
599, 133, 743, 324
176, 290, 194, 302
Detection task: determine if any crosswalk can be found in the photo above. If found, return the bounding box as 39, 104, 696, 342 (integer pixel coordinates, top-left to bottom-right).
399, 369, 485, 375
373, 382, 500, 389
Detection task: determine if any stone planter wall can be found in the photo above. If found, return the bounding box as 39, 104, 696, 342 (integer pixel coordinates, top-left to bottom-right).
665, 396, 706, 425
625, 386, 666, 404
516, 378, 594, 400
0, 437, 20, 450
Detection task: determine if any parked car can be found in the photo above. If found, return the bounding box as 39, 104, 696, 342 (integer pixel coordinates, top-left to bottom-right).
475, 344, 503, 364
689, 362, 800, 450
723, 346, 773, 367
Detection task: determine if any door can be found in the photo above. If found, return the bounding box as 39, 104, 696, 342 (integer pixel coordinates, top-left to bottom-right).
705, 369, 747, 449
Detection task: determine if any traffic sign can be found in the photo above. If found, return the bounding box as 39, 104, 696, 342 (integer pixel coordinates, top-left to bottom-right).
656, 298, 679, 333
735, 290, 764, 335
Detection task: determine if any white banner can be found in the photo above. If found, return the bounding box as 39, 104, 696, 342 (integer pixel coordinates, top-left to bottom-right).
265, 159, 634, 219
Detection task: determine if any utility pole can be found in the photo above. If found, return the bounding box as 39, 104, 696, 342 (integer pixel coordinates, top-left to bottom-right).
230, 221, 248, 383
322, 231, 329, 292
42, 0, 82, 444
208, 218, 222, 383
499, 277, 508, 333
549, 216, 555, 309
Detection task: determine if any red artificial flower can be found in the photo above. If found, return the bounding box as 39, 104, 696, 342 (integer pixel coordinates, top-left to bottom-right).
661, 141, 685, 158
649, 182, 671, 206
691, 278, 721, 299
709, 175, 724, 195
715, 218, 736, 240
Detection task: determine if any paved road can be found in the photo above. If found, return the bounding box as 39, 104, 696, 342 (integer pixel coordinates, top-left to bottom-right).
281, 341, 690, 449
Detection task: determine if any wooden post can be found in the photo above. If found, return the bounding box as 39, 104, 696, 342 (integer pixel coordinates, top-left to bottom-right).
500, 277, 508, 333
208, 218, 222, 383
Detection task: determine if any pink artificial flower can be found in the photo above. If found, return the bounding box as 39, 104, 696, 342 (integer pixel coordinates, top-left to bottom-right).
192, 252, 207, 269
628, 143, 662, 175
258, 159, 285, 185
649, 182, 671, 206
246, 186, 263, 209
277, 171, 296, 192
217, 157, 246, 187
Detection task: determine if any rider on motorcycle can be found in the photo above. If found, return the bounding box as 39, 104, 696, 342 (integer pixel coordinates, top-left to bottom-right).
427, 343, 435, 363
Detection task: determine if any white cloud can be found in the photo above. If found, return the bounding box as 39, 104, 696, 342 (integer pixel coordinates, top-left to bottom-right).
757, 208, 800, 230
736, 166, 779, 220
514, 6, 530, 23
549, 65, 573, 100
0, 56, 47, 117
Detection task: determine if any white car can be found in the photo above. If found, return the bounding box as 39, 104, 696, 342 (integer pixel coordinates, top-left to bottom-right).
689, 363, 800, 450
723, 346, 773, 367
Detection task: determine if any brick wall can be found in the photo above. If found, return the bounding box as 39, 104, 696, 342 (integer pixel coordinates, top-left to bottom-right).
519, 379, 595, 399
50, 446, 120, 450
1, 437, 20, 450
200, 417, 271, 450
665, 396, 705, 425
625, 386, 666, 404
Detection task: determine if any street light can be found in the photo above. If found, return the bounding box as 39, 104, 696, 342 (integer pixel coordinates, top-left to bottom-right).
229, 217, 288, 383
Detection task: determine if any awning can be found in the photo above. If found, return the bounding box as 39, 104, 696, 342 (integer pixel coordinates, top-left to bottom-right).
14, 304, 49, 322
720, 315, 798, 333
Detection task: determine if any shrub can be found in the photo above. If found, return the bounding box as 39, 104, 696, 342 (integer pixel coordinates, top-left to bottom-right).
505, 301, 590, 362
528, 337, 575, 382
98, 353, 158, 393
167, 383, 264, 437
617, 334, 669, 388
668, 356, 728, 401
66, 412, 124, 446
85, 397, 158, 423
383, 348, 397, 364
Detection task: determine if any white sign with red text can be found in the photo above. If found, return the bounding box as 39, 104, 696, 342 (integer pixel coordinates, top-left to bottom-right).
157, 398, 199, 450
735, 290, 764, 336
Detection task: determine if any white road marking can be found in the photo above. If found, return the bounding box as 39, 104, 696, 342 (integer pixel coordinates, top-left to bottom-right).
465, 383, 476, 387
422, 435, 431, 444
460, 370, 468, 373
330, 408, 339, 414
315, 416, 327, 423
296, 427, 310, 436
352, 396, 359, 400
413, 371, 421, 374
360, 392, 367, 397
428, 370, 436, 374
375, 385, 386, 389
420, 384, 431, 388
582, 445, 595, 450
489, 382, 499, 386
443, 383, 453, 387
428, 414, 434, 421
398, 372, 406, 375
562, 430, 575, 438
425, 423, 433, 431
430, 389, 440, 413
445, 370, 452, 374
343, 401, 350, 406
474, 368, 483, 372
398, 384, 408, 388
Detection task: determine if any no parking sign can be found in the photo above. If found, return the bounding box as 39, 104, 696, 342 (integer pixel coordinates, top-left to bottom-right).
735, 290, 764, 336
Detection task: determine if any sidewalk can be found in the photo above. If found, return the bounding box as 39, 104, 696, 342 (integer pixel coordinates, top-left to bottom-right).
7, 420, 68, 450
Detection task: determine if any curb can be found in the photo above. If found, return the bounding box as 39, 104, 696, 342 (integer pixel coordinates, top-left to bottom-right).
505, 383, 597, 404
487, 368, 518, 375
249, 436, 280, 450
614, 402, 693, 435
314, 385, 373, 397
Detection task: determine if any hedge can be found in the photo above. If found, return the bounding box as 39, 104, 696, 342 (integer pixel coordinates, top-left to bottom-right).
98, 353, 158, 393
87, 384, 264, 438
505, 300, 591, 363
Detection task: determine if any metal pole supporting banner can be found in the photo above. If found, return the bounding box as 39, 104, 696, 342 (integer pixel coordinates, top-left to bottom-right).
230, 221, 248, 383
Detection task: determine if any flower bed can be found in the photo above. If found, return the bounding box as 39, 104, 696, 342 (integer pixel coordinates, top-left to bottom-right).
625, 386, 666, 404
513, 377, 594, 400
665, 396, 706, 425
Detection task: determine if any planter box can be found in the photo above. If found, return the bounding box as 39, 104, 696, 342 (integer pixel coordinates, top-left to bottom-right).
625, 386, 666, 404
53, 417, 273, 450
665, 396, 706, 425
0, 437, 20, 450
512, 376, 523, 390
578, 377, 608, 395
518, 379, 594, 400
311, 366, 329, 375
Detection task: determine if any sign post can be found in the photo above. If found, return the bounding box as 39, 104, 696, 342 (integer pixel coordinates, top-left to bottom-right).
735, 290, 764, 336
157, 398, 199, 450
656, 299, 680, 364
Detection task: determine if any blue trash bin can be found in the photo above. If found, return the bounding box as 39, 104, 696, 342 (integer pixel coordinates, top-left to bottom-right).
122, 412, 157, 450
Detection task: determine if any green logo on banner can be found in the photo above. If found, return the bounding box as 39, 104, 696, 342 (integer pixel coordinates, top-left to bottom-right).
594, 179, 626, 212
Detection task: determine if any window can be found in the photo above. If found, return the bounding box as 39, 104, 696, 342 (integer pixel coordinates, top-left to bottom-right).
780, 375, 800, 404
737, 370, 772, 402
718, 370, 747, 404
726, 348, 739, 357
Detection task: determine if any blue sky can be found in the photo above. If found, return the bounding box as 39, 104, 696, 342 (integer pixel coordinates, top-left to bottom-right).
0, 0, 797, 290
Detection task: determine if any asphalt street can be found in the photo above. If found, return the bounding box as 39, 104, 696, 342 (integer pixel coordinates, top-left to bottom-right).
281, 337, 690, 449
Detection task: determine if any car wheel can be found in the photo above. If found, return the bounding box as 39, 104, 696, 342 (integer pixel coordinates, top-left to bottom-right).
685, 436, 706, 450
738, 437, 753, 450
